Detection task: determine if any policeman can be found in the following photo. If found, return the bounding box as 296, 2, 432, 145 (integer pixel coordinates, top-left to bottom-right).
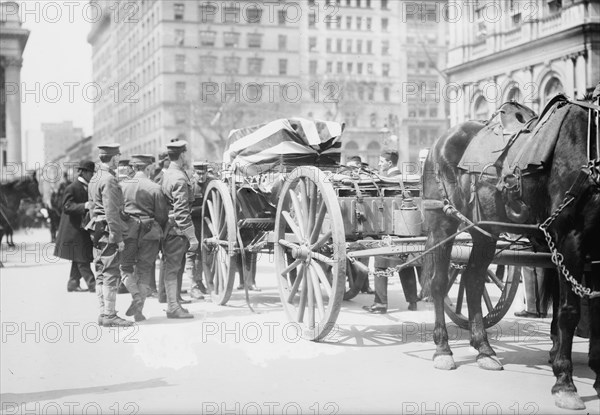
86, 144, 133, 327
120, 155, 168, 321
183, 161, 213, 300
161, 140, 197, 319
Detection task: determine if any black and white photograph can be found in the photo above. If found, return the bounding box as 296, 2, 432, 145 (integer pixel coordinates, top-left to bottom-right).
1, 0, 599, 413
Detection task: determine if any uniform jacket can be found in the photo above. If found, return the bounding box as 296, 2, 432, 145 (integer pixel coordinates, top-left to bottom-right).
53, 178, 93, 262
121, 171, 168, 240
161, 163, 195, 235
88, 164, 125, 244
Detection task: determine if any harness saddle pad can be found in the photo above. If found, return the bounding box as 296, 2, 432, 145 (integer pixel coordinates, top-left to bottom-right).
458, 96, 570, 174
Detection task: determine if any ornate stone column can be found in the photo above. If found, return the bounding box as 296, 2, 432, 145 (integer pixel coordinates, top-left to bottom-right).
3, 57, 23, 164
575, 50, 587, 99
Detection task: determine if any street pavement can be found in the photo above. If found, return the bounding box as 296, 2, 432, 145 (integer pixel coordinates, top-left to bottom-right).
1, 229, 598, 414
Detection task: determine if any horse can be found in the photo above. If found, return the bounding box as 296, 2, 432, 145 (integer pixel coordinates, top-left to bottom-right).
0, 172, 42, 246
421, 94, 600, 410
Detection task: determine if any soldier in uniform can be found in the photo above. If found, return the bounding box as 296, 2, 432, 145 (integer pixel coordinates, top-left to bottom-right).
120, 155, 168, 321
86, 144, 133, 327
183, 161, 212, 300
161, 140, 198, 319
153, 151, 170, 300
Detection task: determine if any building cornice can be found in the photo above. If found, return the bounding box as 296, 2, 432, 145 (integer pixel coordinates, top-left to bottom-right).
446, 23, 599, 76
0, 25, 30, 52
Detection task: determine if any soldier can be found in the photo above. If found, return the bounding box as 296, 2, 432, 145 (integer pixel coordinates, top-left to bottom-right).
120, 155, 168, 321
183, 161, 212, 300
86, 144, 133, 326
161, 140, 198, 319
153, 151, 170, 300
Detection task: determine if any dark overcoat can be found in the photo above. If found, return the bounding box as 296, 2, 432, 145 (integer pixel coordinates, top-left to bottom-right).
53, 179, 93, 262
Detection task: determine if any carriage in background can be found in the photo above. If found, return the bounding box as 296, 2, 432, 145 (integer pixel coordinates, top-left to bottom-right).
200, 117, 543, 341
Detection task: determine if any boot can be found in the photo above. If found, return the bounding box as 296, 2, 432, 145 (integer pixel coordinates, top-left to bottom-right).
97, 283, 105, 317
166, 278, 193, 319
102, 285, 133, 326
190, 285, 204, 300
126, 294, 143, 317
88, 280, 96, 293
123, 272, 142, 317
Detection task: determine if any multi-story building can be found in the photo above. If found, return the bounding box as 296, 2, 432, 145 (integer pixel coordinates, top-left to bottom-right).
89, 0, 447, 165
0, 1, 29, 168
446, 0, 600, 125
41, 121, 84, 164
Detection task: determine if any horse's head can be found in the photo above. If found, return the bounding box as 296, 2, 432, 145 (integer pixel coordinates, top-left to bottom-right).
14, 172, 42, 202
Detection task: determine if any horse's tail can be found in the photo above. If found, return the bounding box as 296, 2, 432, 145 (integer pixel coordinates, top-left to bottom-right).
540, 267, 558, 315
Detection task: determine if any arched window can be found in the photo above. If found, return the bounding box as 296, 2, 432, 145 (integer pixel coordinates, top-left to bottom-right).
543, 77, 564, 107
473, 95, 489, 120
506, 86, 522, 103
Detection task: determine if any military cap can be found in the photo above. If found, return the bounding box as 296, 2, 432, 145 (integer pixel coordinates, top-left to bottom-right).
77, 160, 96, 173
98, 143, 121, 156
166, 140, 188, 156
130, 154, 155, 166
193, 161, 209, 171
158, 151, 169, 161
118, 158, 130, 166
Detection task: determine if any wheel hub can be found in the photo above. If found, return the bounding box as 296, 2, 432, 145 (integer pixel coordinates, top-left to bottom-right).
291, 244, 311, 261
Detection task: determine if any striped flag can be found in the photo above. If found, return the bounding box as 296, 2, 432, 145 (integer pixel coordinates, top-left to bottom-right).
223, 118, 344, 170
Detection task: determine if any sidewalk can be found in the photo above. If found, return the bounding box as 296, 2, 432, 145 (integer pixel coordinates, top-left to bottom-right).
0, 228, 66, 268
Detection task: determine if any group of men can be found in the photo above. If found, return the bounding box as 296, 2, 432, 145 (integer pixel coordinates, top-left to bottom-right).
54, 141, 211, 326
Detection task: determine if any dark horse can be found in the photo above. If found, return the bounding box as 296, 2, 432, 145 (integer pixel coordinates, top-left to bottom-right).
421, 95, 600, 410
0, 172, 42, 247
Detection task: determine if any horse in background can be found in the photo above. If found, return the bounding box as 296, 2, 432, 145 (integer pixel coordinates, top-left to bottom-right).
0, 171, 42, 246
421, 94, 600, 410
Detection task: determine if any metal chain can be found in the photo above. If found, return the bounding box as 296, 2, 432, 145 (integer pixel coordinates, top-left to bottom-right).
539, 194, 600, 299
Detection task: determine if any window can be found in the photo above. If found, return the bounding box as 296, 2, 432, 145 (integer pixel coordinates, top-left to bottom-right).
279, 59, 288, 75
382, 0, 388, 9
368, 85, 374, 100
309, 60, 318, 75
358, 86, 364, 100
247, 58, 263, 75
356, 0, 361, 6
347, 62, 353, 73
174, 3, 184, 20
370, 113, 376, 127
367, 63, 373, 74
429, 107, 438, 118
382, 18, 388, 31
200, 3, 217, 23
366, 40, 372, 54
366, 17, 372, 30
382, 40, 389, 55
336, 16, 342, 29
199, 55, 216, 74
224, 32, 240, 48
175, 29, 185, 45
327, 39, 332, 52
366, 0, 371, 7
246, 7, 262, 23
199, 30, 215, 47
356, 16, 362, 30
327, 61, 333, 73
357, 62, 363, 74
224, 56, 241, 74
337, 39, 342, 52
382, 63, 390, 76
346, 39, 352, 53
278, 9, 287, 25
175, 109, 186, 125
248, 33, 262, 48
346, 16, 352, 29
175, 54, 185, 72
224, 5, 239, 23
309, 37, 317, 51
356, 40, 362, 53
337, 62, 343, 73
383, 87, 390, 101
309, 12, 316, 27
346, 0, 351, 6
279, 35, 287, 50
176, 82, 186, 100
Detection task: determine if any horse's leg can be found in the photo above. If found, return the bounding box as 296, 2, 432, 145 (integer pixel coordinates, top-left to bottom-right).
8, 230, 14, 247
551, 236, 585, 410
587, 265, 600, 397
425, 210, 458, 370
547, 268, 560, 364
464, 234, 503, 370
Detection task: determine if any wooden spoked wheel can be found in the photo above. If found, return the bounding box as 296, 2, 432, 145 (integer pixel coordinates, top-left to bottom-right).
444, 265, 521, 329
201, 180, 238, 305
275, 167, 347, 341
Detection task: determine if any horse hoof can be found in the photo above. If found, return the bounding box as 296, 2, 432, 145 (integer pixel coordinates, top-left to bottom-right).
433, 355, 456, 370
553, 391, 585, 410
477, 355, 503, 371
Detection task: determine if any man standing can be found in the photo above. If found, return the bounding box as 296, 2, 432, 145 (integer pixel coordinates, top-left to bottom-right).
120, 155, 168, 322
54, 160, 96, 293
154, 151, 170, 301
363, 150, 420, 314
87, 144, 133, 327
161, 141, 198, 319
